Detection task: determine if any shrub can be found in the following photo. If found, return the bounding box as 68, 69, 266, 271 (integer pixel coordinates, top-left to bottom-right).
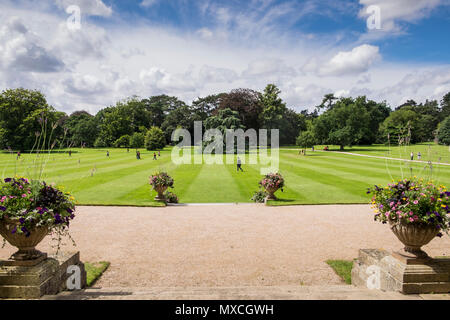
367, 178, 450, 237
164, 191, 179, 203
296, 130, 316, 148
251, 190, 267, 203
145, 127, 166, 151
114, 135, 130, 148
130, 132, 145, 148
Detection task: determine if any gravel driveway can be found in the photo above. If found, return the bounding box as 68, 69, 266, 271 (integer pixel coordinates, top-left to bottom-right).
1, 204, 449, 287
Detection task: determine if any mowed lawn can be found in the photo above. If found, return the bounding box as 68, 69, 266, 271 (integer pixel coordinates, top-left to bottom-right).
0, 144, 449, 206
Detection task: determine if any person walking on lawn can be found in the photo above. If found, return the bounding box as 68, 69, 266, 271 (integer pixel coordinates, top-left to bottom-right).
237, 157, 243, 172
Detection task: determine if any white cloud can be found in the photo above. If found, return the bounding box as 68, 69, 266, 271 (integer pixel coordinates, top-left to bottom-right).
140, 0, 159, 8
243, 58, 297, 78
319, 44, 381, 76
0, 17, 65, 73
334, 89, 350, 98
63, 73, 108, 96
0, 1, 448, 116
196, 28, 214, 40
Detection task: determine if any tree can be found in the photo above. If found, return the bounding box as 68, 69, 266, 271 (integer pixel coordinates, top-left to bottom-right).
130, 132, 145, 148
161, 104, 195, 144
440, 92, 450, 121
260, 84, 287, 130
95, 98, 152, 147
318, 93, 337, 111
437, 116, 450, 145
114, 135, 131, 148
379, 107, 421, 144
312, 97, 371, 150
218, 88, 263, 130
192, 94, 226, 122
64, 111, 98, 147
356, 96, 390, 144
142, 95, 187, 128
145, 127, 166, 150
0, 88, 65, 150
204, 108, 245, 152
281, 109, 305, 145
296, 130, 316, 148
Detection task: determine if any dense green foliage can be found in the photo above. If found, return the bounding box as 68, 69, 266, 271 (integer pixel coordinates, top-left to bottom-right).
0, 89, 65, 150
145, 127, 166, 151
1, 87, 450, 151
296, 94, 448, 150
438, 116, 450, 146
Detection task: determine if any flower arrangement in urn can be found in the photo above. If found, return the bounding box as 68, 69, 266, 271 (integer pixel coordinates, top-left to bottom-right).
149, 172, 174, 202
259, 173, 285, 200
0, 177, 76, 263
368, 178, 450, 259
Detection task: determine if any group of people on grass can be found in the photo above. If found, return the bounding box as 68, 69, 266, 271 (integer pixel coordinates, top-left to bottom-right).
410, 152, 422, 161
100, 150, 161, 160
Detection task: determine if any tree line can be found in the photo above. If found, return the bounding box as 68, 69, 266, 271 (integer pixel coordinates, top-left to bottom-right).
0, 86, 450, 151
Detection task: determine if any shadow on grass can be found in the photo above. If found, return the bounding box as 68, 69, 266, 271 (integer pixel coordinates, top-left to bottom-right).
267, 199, 296, 205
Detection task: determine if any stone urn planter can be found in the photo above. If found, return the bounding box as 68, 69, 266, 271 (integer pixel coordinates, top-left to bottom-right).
265, 186, 280, 200
389, 219, 439, 259
260, 173, 285, 201
0, 218, 49, 264
154, 185, 168, 202
149, 172, 174, 203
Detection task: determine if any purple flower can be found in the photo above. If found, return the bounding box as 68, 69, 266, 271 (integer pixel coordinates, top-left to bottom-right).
54, 213, 62, 224
0, 206, 6, 211
21, 227, 30, 237
4, 178, 11, 183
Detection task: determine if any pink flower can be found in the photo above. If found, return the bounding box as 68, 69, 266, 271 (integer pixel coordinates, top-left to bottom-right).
413, 200, 418, 205
22, 194, 27, 198
409, 218, 414, 222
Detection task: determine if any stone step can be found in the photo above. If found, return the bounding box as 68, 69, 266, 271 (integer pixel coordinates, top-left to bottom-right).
41, 285, 434, 300
402, 282, 450, 294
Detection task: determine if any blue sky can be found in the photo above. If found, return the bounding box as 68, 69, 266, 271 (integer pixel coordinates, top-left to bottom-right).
96, 0, 450, 63
0, 0, 449, 114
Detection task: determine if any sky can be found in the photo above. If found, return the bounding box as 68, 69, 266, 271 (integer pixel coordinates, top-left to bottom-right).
0, 0, 449, 115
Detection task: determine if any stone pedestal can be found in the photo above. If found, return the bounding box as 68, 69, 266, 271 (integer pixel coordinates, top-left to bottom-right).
0, 251, 86, 299
352, 249, 450, 294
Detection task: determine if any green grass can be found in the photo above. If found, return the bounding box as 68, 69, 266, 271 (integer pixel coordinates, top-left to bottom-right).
1, 144, 449, 205
85, 261, 110, 287
326, 260, 353, 285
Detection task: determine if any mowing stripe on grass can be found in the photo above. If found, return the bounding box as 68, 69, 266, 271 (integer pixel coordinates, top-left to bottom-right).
181, 162, 244, 203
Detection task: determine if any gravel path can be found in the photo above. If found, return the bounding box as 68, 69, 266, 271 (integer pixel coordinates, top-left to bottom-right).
1, 204, 449, 287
